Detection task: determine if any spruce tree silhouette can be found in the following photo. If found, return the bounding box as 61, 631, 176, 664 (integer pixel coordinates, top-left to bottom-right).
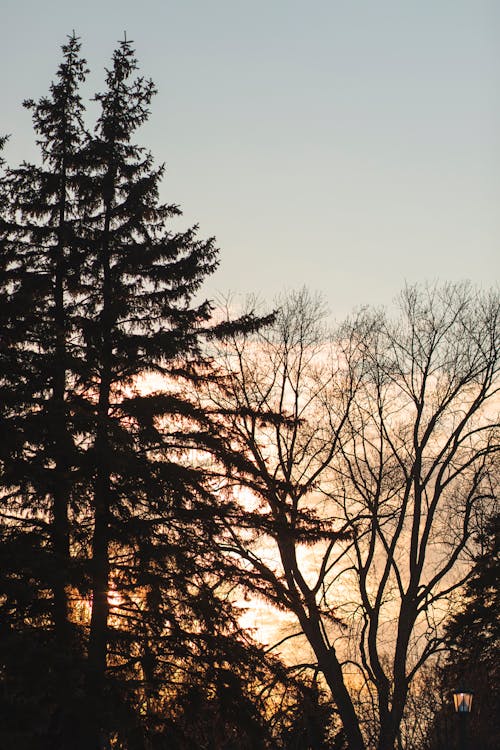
0, 35, 279, 750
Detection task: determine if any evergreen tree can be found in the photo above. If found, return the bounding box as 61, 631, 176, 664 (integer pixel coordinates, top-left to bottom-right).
71, 37, 227, 747
444, 513, 499, 680
0, 35, 88, 749
426, 514, 499, 750
0, 35, 285, 750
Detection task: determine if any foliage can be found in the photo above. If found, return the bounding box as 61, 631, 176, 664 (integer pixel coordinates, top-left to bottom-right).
206, 285, 499, 750
2, 34, 498, 750
0, 34, 292, 750
425, 513, 499, 750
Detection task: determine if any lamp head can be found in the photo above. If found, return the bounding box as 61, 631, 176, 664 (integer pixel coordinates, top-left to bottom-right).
452, 688, 474, 714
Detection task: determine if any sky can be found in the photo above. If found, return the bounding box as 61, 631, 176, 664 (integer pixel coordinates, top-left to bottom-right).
2, 0, 499, 320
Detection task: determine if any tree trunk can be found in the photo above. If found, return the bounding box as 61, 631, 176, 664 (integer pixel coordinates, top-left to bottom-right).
377, 721, 398, 750
377, 605, 412, 750
86, 459, 111, 749
302, 618, 365, 750
51, 171, 74, 750
85, 179, 114, 748
85, 358, 112, 749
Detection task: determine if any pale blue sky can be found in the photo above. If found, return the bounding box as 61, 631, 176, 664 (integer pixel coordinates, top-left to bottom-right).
2, 1, 499, 318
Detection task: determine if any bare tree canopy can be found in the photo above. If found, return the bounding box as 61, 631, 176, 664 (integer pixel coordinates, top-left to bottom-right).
207, 283, 499, 750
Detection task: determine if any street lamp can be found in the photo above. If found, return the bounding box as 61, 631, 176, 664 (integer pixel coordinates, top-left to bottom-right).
452, 688, 474, 714
452, 687, 474, 750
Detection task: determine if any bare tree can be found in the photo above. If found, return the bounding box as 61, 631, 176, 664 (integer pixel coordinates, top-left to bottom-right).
206, 284, 499, 750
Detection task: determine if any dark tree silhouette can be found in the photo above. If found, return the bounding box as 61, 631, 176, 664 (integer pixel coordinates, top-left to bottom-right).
206, 285, 499, 750
0, 35, 285, 750
425, 513, 499, 750
73, 37, 222, 746
0, 35, 88, 748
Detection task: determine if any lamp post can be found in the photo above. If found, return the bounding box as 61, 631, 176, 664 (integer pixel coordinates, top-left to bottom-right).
452, 687, 474, 750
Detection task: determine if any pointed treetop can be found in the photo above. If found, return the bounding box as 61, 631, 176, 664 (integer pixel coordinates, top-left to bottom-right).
120, 31, 134, 46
